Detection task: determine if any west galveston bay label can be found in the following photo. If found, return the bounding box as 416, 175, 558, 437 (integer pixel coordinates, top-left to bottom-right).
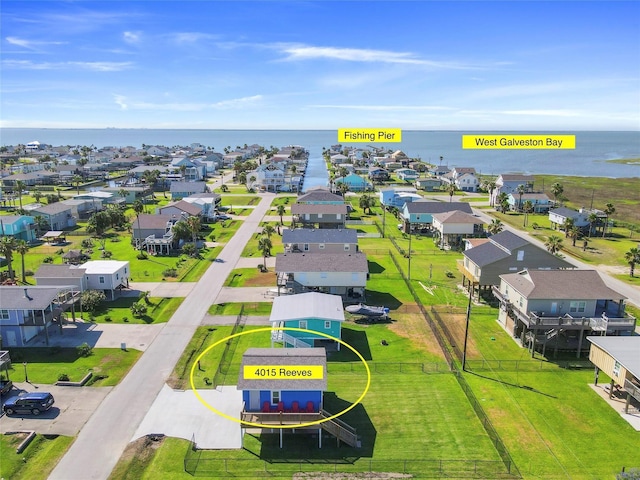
462, 134, 575, 149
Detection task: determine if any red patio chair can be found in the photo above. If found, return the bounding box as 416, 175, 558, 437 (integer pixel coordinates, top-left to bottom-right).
291, 401, 300, 413
262, 401, 270, 413
277, 401, 285, 413
306, 401, 315, 413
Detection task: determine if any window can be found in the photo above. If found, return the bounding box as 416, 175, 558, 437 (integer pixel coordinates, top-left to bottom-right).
569, 301, 586, 313
319, 243, 325, 250
0, 310, 9, 320
318, 213, 323, 219
303, 243, 309, 251
116, 273, 119, 280
344, 244, 350, 251
325, 320, 331, 329
613, 361, 621, 377
99, 276, 105, 284
517, 250, 525, 261
271, 391, 280, 404
519, 296, 524, 307
337, 214, 341, 219
299, 320, 307, 329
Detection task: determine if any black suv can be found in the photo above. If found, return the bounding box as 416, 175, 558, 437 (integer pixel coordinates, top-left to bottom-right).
3, 392, 55, 415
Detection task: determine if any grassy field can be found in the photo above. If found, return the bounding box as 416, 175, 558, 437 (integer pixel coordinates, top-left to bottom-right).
5, 347, 142, 385
223, 268, 276, 287
0, 433, 73, 480
207, 302, 273, 316
86, 296, 184, 324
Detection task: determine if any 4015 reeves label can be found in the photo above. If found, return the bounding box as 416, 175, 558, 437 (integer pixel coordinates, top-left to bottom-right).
244, 365, 324, 380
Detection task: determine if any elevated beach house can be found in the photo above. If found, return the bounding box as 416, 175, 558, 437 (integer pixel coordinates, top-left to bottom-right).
291, 203, 348, 229
493, 269, 636, 357
269, 292, 345, 349
400, 201, 473, 231
0, 286, 80, 347
80, 260, 130, 300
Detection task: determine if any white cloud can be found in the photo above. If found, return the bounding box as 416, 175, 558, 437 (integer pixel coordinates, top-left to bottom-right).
115, 95, 264, 112
2, 60, 134, 71
114, 94, 128, 110
308, 104, 454, 111
276, 44, 481, 69
6, 36, 66, 50
170, 32, 218, 44
123, 31, 141, 44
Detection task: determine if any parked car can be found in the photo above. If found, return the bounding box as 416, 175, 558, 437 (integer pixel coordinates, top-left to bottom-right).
215, 214, 231, 221
3, 392, 55, 416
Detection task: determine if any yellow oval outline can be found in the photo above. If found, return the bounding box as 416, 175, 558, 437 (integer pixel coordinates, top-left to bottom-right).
189, 326, 371, 429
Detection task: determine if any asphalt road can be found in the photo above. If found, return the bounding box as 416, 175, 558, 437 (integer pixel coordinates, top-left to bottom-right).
49, 193, 275, 480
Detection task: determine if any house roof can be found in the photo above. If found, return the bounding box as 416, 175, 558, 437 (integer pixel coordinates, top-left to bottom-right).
0, 285, 76, 309
35, 264, 86, 278
432, 210, 484, 225
0, 215, 31, 225
466, 238, 491, 248
282, 228, 357, 244
169, 181, 207, 193
32, 202, 72, 215
275, 252, 368, 273
291, 204, 348, 215
134, 214, 174, 229
464, 231, 534, 267
499, 269, 626, 300
549, 207, 581, 218
237, 347, 327, 391
80, 260, 129, 274
587, 336, 640, 379
489, 231, 530, 251
270, 292, 345, 323
159, 200, 201, 216
405, 201, 473, 215
297, 189, 344, 203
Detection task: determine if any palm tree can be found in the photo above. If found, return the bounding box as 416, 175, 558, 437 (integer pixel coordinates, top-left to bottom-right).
567, 226, 581, 247
603, 203, 615, 237
563, 217, 575, 237
33, 187, 42, 204
276, 205, 286, 225
487, 219, 504, 235
446, 183, 457, 203
550, 183, 564, 205
258, 235, 272, 266
545, 235, 563, 255
14, 180, 27, 210
484, 180, 497, 206
516, 184, 526, 212
359, 194, 374, 214
185, 216, 201, 247
522, 200, 534, 227
72, 175, 83, 195
587, 212, 599, 237
262, 224, 276, 239
624, 247, 640, 277
132, 199, 144, 246
15, 240, 29, 283
0, 236, 17, 280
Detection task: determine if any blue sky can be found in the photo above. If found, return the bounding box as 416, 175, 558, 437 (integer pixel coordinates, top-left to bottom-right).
1, 1, 639, 130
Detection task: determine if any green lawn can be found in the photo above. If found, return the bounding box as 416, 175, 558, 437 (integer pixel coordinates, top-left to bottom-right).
240, 222, 284, 258
5, 347, 142, 385
86, 297, 184, 324
0, 433, 73, 480
207, 302, 273, 316
223, 268, 276, 287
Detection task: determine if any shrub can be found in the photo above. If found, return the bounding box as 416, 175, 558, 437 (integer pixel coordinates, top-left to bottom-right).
136, 251, 148, 260
56, 248, 64, 255
76, 342, 93, 358
58, 373, 70, 381
101, 250, 113, 258
81, 239, 94, 248
43, 256, 54, 263
24, 270, 34, 277
130, 302, 148, 317
104, 315, 112, 322
122, 316, 129, 323
81, 290, 107, 313
162, 268, 178, 278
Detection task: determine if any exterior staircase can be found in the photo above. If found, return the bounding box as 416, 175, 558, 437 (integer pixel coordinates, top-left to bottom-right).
319, 409, 361, 448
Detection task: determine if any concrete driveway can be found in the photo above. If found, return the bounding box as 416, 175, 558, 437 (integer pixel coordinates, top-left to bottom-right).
0, 383, 112, 436
26, 321, 164, 352
132, 384, 243, 449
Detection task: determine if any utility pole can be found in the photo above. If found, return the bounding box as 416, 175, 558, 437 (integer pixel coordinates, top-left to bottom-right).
462, 286, 473, 371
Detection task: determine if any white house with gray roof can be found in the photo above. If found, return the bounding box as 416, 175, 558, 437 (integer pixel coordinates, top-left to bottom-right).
80, 260, 130, 300
282, 228, 358, 254
31, 202, 76, 230
275, 252, 368, 299
494, 269, 636, 357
